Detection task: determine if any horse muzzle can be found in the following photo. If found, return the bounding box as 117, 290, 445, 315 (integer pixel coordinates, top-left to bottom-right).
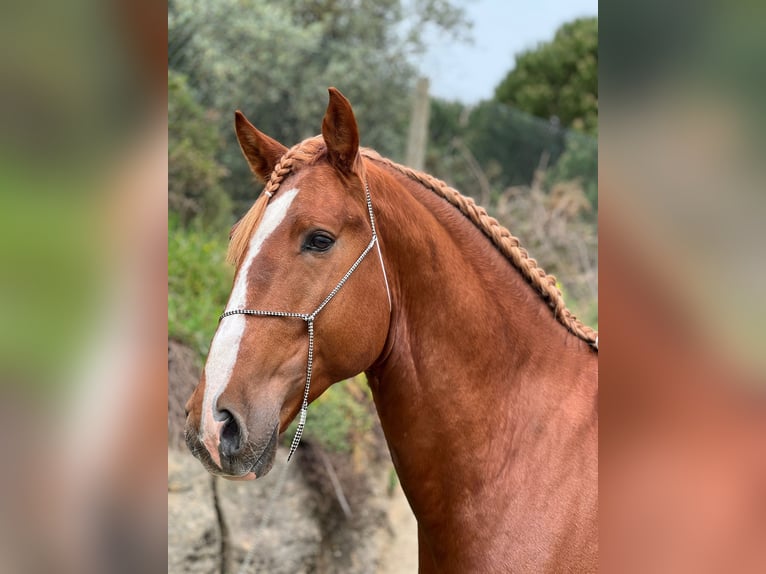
185, 414, 279, 480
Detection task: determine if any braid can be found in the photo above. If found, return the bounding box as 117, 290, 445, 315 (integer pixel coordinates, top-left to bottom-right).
227, 138, 324, 266
365, 152, 598, 348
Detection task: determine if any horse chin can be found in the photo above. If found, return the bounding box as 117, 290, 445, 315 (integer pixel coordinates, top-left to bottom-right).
187, 420, 279, 481
235, 422, 279, 481
216, 424, 278, 481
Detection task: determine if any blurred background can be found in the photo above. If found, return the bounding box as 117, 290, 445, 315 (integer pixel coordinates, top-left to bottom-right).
600, 0, 766, 572
0, 0, 167, 572
0, 0, 760, 572
168, 1, 597, 572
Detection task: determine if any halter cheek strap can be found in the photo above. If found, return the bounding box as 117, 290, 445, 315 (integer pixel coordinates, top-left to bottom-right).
219, 178, 390, 462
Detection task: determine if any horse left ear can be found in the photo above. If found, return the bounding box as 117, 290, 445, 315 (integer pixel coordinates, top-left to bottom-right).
235, 110, 288, 182
322, 87, 360, 174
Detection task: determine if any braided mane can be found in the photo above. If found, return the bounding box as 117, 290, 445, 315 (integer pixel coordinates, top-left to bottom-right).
363, 150, 598, 348
227, 139, 598, 349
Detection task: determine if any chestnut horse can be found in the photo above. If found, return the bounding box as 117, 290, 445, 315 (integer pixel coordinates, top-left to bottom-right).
185, 88, 598, 572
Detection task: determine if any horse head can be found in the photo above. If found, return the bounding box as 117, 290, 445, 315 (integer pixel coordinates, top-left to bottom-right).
184, 89, 391, 479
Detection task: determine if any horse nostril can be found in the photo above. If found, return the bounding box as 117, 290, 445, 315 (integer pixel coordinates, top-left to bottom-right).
219, 411, 243, 457
213, 406, 232, 422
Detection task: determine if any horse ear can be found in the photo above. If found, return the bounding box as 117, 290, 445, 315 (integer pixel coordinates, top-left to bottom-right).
234, 111, 288, 181
322, 87, 360, 173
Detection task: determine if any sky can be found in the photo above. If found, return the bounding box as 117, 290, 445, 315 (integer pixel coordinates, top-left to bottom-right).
416, 0, 598, 104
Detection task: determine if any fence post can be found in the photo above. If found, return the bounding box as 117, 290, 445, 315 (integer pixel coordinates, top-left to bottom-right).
405, 77, 430, 171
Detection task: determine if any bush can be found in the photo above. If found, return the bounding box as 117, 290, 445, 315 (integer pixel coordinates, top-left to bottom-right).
168, 70, 232, 228
547, 131, 598, 210
168, 217, 233, 357
286, 375, 375, 454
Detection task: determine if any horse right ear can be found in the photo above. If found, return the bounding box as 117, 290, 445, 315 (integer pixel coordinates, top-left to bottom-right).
234, 111, 288, 181
322, 87, 360, 174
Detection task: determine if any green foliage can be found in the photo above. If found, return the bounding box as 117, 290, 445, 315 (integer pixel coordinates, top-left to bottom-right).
428, 98, 465, 148
286, 375, 375, 453
495, 17, 598, 134
426, 99, 585, 197
426, 16, 599, 213
547, 130, 598, 209
168, 0, 469, 215
168, 217, 233, 358
424, 99, 478, 198
168, 70, 231, 228
465, 100, 565, 188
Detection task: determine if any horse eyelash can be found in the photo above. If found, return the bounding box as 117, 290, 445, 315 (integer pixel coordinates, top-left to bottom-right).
303, 230, 336, 252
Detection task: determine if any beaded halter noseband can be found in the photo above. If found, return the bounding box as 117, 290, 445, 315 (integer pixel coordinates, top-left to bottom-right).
219, 178, 391, 461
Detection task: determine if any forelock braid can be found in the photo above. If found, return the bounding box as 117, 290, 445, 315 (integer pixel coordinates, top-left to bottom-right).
226, 137, 325, 267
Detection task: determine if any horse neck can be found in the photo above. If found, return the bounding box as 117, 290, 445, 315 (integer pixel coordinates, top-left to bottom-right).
365, 162, 598, 558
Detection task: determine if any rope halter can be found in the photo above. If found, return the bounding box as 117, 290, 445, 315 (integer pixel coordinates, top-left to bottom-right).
219, 178, 390, 461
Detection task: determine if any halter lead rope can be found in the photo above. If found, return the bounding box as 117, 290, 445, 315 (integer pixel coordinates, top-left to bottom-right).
219, 179, 390, 462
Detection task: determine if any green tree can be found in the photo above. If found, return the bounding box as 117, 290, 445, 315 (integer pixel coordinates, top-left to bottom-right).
168, 70, 231, 227
494, 17, 597, 134
425, 98, 568, 201
546, 130, 598, 208
464, 100, 565, 188
168, 0, 469, 216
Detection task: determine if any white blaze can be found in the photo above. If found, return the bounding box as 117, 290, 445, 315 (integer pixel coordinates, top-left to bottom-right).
200, 188, 300, 458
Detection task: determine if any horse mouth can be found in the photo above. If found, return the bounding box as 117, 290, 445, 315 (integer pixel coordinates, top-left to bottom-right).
185, 422, 279, 480
246, 424, 279, 479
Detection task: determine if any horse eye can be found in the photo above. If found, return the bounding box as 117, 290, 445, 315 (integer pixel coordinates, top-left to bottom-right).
305, 232, 335, 252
